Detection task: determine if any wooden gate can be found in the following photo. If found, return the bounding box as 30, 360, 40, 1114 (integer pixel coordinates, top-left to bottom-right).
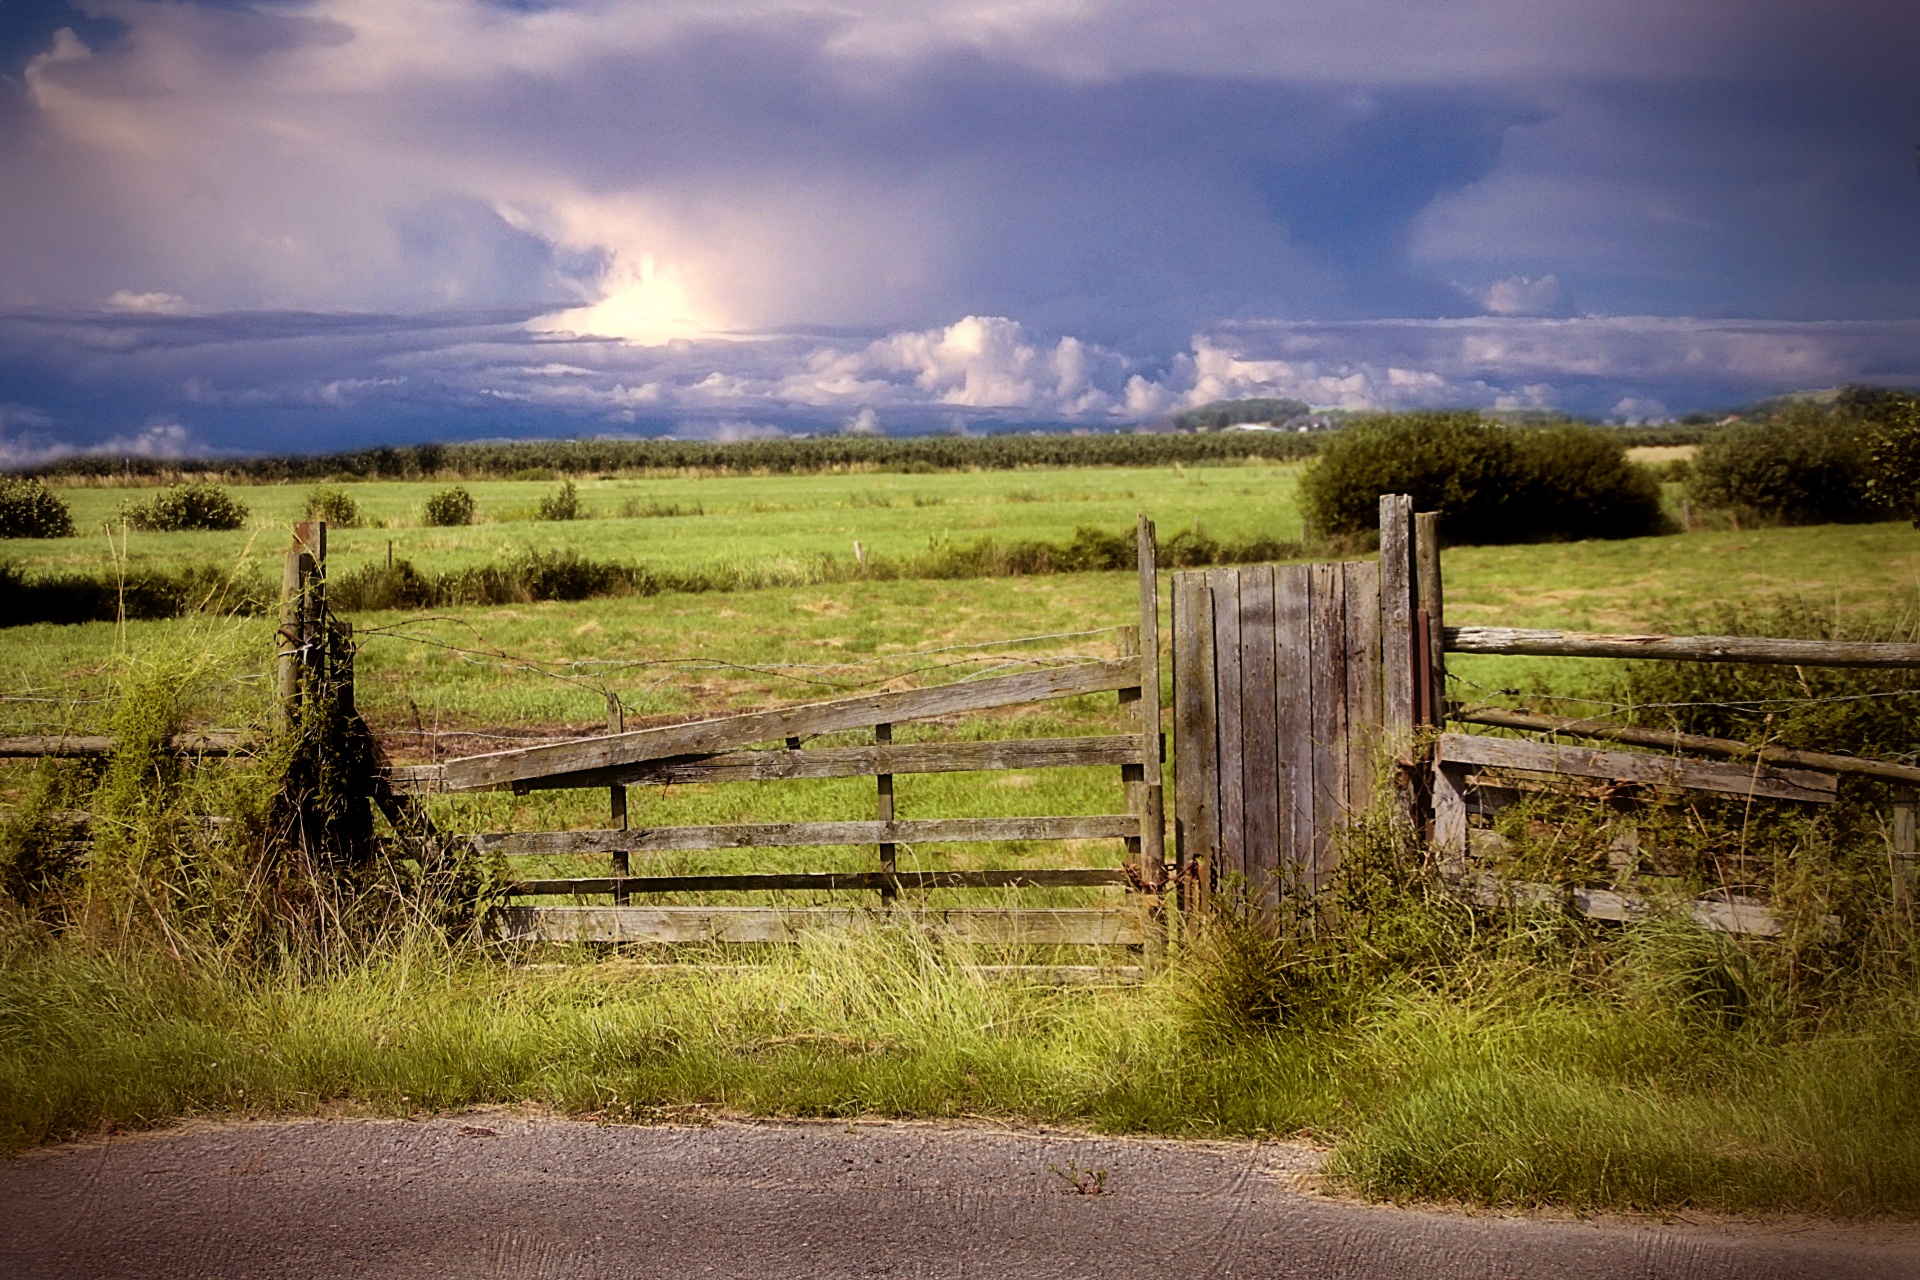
1170, 496, 1428, 906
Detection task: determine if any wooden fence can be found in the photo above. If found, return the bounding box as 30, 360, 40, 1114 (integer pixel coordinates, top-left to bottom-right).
392, 518, 1170, 948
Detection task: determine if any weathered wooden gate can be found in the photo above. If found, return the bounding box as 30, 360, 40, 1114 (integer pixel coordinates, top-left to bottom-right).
1170, 496, 1429, 907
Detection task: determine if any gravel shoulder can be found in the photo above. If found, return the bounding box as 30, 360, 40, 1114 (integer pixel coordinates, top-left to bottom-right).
1, 1115, 1914, 1279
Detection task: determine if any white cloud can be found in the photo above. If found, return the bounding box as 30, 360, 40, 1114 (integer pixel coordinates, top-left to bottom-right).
1474, 274, 1574, 318
106, 290, 193, 315
843, 406, 883, 436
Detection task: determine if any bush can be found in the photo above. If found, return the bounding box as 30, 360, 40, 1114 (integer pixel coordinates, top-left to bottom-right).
535, 479, 580, 522
303, 485, 361, 528
0, 477, 75, 539
1299, 413, 1663, 544
421, 486, 475, 527
120, 483, 249, 532
1685, 405, 1880, 526
1862, 391, 1920, 526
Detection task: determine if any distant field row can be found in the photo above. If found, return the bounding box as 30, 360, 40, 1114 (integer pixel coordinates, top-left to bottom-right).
13, 465, 1310, 578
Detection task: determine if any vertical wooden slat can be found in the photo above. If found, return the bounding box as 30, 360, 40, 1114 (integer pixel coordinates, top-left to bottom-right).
1187, 574, 1222, 904
1378, 495, 1416, 740
1432, 763, 1468, 871
1117, 627, 1145, 870
1171, 575, 1202, 894
1308, 562, 1348, 890
876, 722, 896, 903
1276, 564, 1314, 893
1238, 566, 1280, 907
1893, 787, 1917, 916
1414, 511, 1447, 727
1343, 560, 1383, 820
1136, 516, 1165, 884
1210, 570, 1247, 886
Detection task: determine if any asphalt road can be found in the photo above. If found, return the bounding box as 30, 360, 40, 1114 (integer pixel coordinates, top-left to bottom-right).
1, 1117, 1913, 1279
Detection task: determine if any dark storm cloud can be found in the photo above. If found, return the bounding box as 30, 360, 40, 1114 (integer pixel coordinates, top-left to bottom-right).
0, 0, 1915, 450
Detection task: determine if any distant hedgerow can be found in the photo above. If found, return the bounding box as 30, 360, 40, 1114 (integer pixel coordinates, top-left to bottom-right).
120, 483, 249, 532
0, 476, 75, 539
1686, 405, 1881, 527
1300, 413, 1663, 544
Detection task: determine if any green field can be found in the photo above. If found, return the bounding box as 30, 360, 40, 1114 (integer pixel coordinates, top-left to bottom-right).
5, 466, 1919, 1214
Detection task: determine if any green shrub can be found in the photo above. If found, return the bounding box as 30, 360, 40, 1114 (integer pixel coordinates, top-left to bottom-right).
1862, 392, 1920, 525
535, 479, 580, 521
1299, 413, 1662, 544
303, 485, 361, 528
0, 476, 75, 539
120, 483, 249, 532
1685, 405, 1880, 526
421, 486, 475, 527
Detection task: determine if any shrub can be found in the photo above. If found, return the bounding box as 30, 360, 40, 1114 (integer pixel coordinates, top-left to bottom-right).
535, 479, 580, 521
1862, 392, 1920, 526
1299, 413, 1662, 544
303, 485, 361, 528
0, 476, 75, 539
421, 486, 475, 527
120, 483, 249, 532
1685, 405, 1880, 526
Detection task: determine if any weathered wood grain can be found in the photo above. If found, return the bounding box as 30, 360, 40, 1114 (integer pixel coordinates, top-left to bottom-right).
440, 659, 1143, 791
1343, 560, 1383, 819
1171, 571, 1220, 898
0, 732, 247, 758
1414, 511, 1446, 727
1450, 706, 1920, 786
495, 905, 1147, 945
396, 736, 1147, 796
1436, 733, 1837, 803
1239, 565, 1280, 901
1210, 570, 1247, 884
1445, 628, 1920, 668
1136, 515, 1166, 880
1276, 563, 1313, 891
1377, 495, 1416, 738
1308, 562, 1348, 888
508, 868, 1131, 896
475, 814, 1141, 857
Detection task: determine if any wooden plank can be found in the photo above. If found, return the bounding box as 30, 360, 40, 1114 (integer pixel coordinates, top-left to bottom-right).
1307, 562, 1348, 889
476, 814, 1142, 857
1450, 707, 1920, 786
1444, 628, 1920, 668
1431, 763, 1468, 868
875, 722, 896, 903
1414, 512, 1446, 726
1343, 561, 1383, 818
0, 732, 247, 758
1377, 495, 1416, 738
496, 906, 1147, 946
440, 659, 1143, 792
1436, 733, 1837, 803
1238, 566, 1281, 904
1136, 515, 1165, 881
509, 868, 1130, 895
1171, 572, 1221, 901
1210, 569, 1247, 885
1275, 564, 1313, 891
1446, 875, 1792, 938
435, 736, 1150, 795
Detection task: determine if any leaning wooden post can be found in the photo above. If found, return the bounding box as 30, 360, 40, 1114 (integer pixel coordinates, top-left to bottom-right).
1136, 515, 1165, 888
277, 521, 325, 730
1414, 511, 1446, 727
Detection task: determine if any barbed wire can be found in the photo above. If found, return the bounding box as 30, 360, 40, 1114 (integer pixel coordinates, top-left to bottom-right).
1448, 670, 1919, 715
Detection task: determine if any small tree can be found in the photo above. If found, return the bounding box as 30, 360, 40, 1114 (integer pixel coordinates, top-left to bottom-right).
1864, 394, 1920, 526
536, 479, 580, 521
0, 476, 76, 539
422, 486, 475, 527
304, 485, 361, 529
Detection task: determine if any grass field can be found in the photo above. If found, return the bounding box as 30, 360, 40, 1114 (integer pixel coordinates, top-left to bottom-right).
4, 465, 1919, 1215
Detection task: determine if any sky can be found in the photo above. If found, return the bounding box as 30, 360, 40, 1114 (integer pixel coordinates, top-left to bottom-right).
1, 0, 1917, 460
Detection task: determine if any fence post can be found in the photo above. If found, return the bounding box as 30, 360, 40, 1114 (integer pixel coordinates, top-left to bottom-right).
608, 694, 629, 905
876, 722, 897, 903
1414, 511, 1446, 727
1136, 515, 1165, 888
277, 522, 325, 730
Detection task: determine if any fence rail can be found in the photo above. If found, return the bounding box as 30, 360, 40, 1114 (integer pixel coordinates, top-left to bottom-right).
1445, 627, 1920, 668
